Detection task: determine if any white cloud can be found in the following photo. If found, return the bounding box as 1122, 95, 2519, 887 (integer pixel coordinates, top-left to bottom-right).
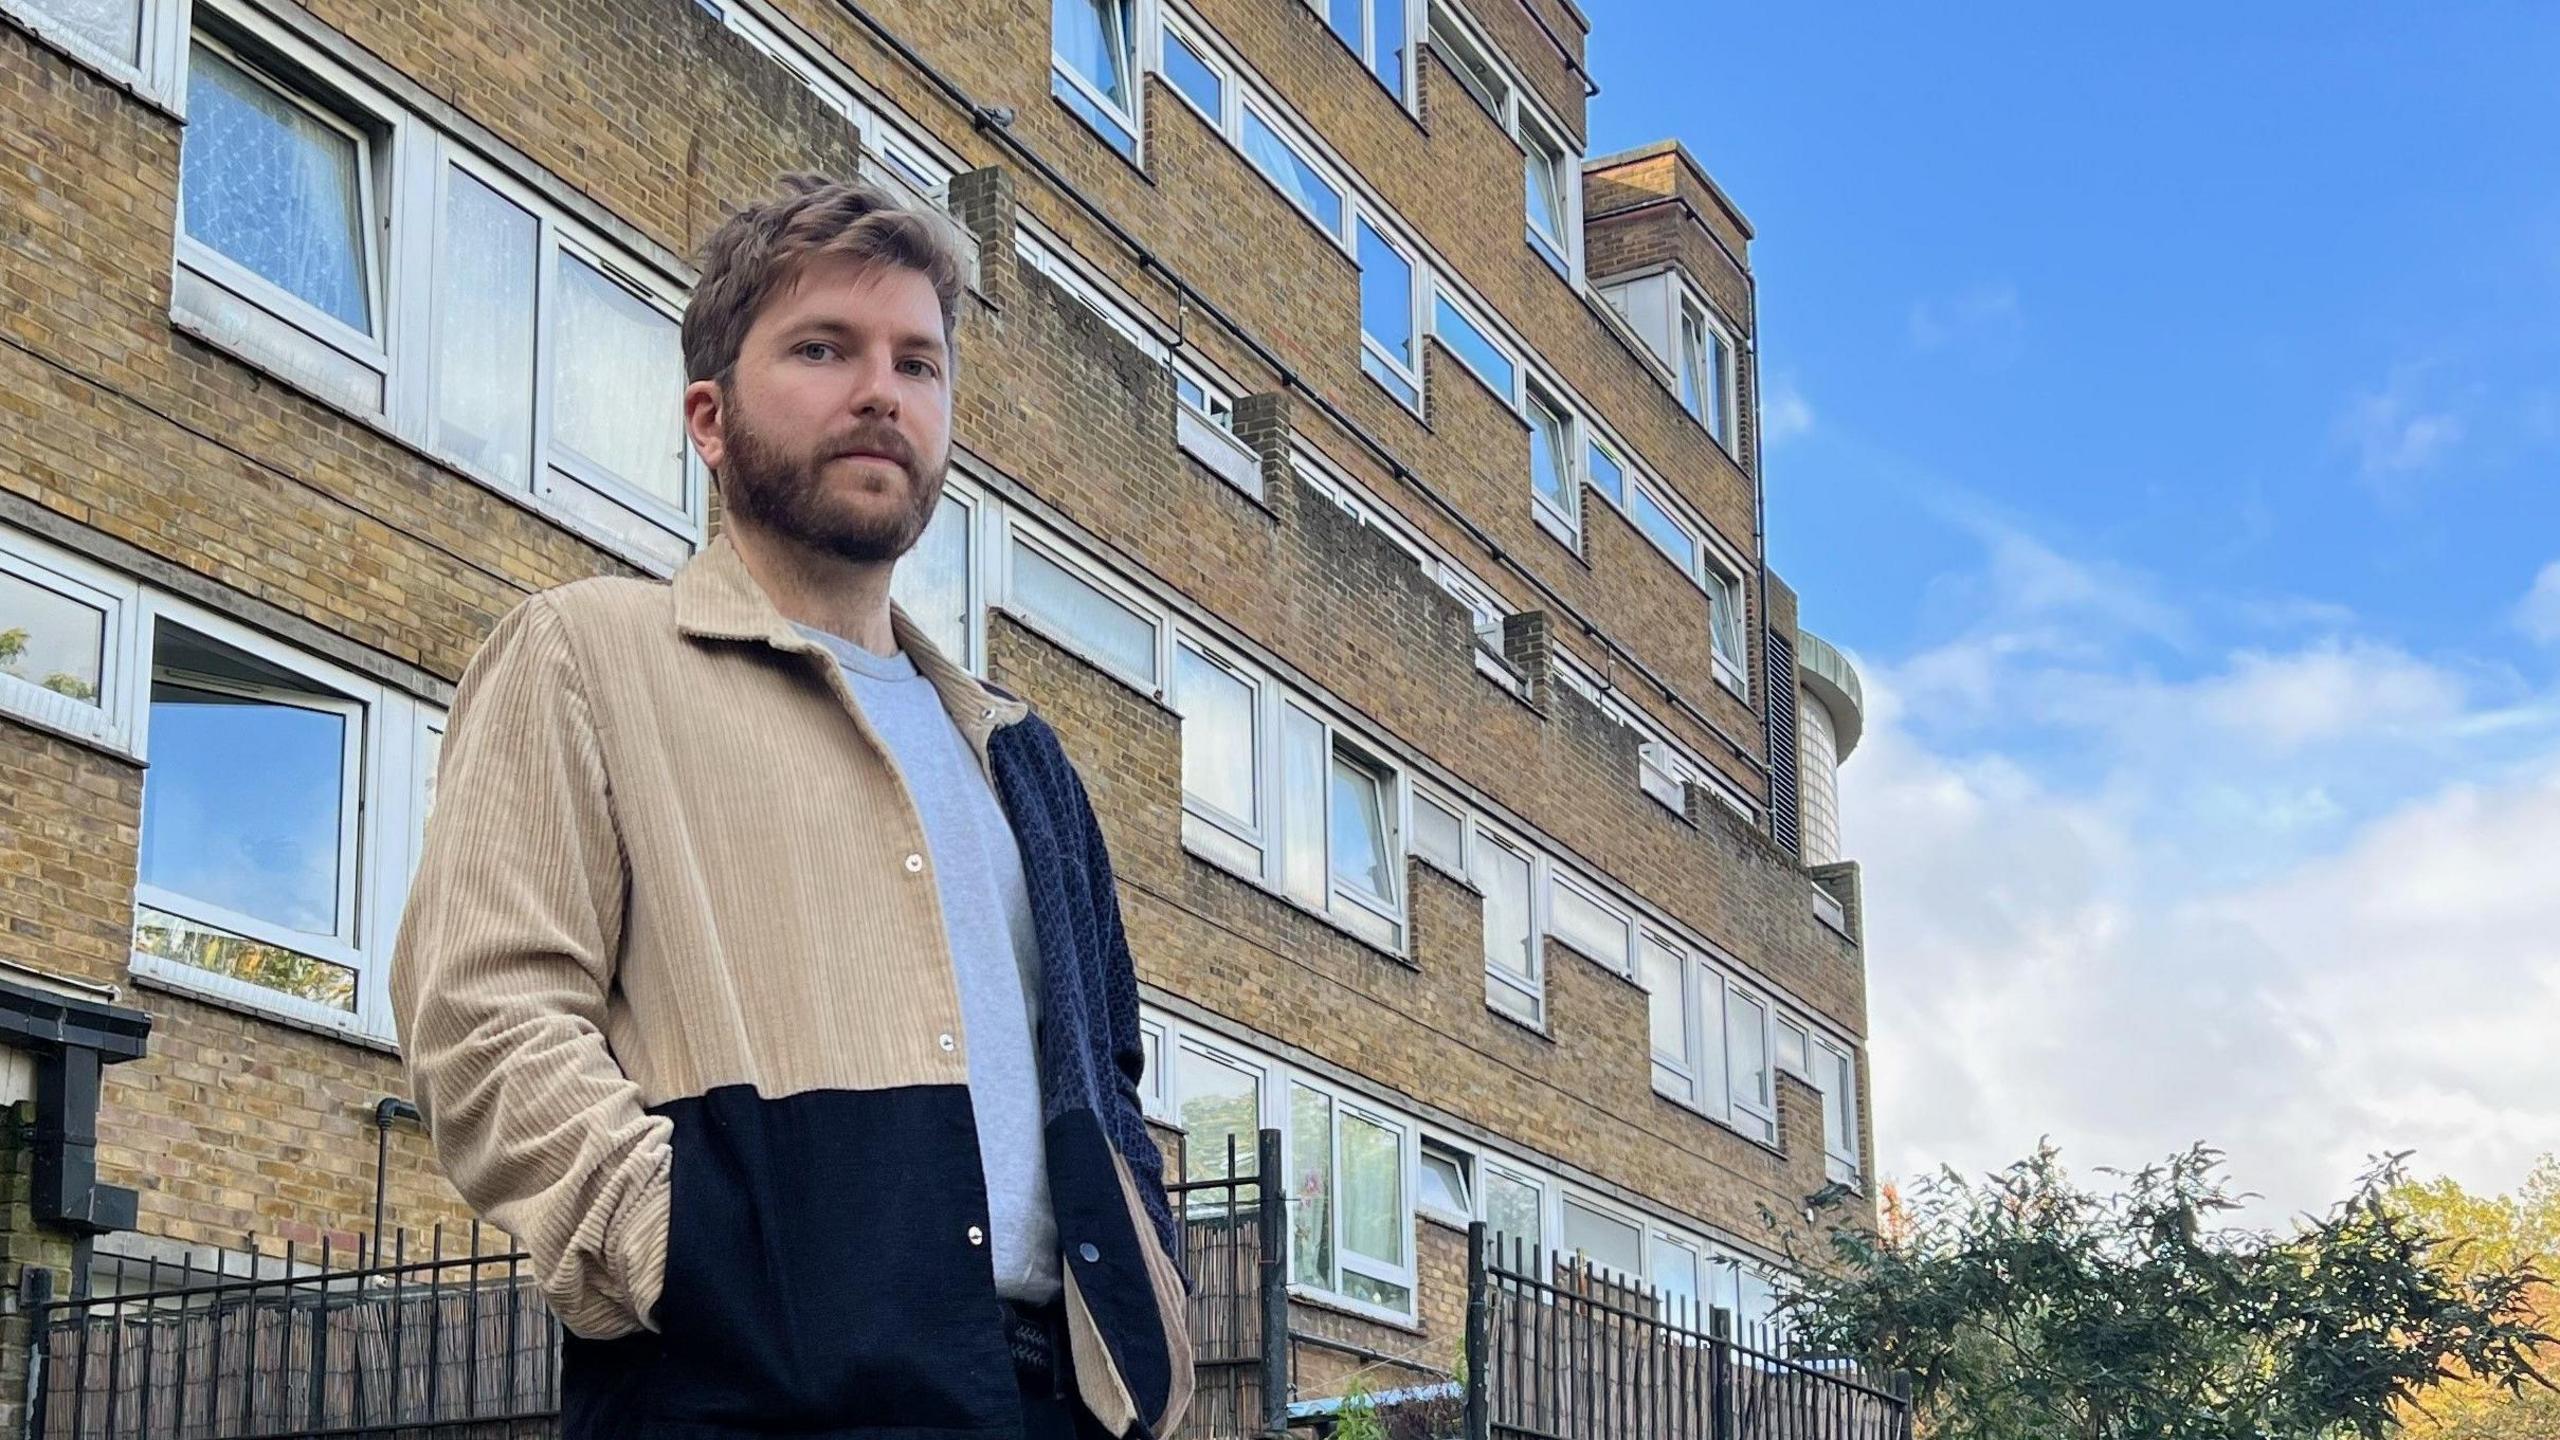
2516, 560, 2560, 645
1763, 376, 1815, 447
2189, 641, 2468, 750
2339, 372, 2465, 487
1908, 282, 2025, 363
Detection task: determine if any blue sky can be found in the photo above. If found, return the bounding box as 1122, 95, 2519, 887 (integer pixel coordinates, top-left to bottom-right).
1586, 2, 2560, 1217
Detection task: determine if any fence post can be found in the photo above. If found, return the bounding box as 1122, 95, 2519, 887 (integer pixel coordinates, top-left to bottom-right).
1890, 1371, 1913, 1440
1257, 1128, 1288, 1438
1707, 1308, 1732, 1440
19, 1266, 52, 1440
1463, 1222, 1489, 1440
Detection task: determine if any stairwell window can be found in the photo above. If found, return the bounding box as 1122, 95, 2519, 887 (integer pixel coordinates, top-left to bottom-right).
1679, 303, 1738, 450
1052, 0, 1139, 157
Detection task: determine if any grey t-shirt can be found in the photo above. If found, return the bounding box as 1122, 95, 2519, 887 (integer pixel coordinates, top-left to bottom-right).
794, 622, 1061, 1305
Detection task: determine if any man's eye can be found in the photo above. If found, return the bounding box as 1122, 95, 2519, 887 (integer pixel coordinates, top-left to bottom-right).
900, 357, 940, 379
797, 342, 836, 361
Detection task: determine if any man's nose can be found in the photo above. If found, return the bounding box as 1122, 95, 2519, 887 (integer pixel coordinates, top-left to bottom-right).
846, 353, 899, 418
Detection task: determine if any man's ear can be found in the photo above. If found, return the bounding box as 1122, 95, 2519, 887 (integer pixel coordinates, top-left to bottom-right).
683, 378, 728, 473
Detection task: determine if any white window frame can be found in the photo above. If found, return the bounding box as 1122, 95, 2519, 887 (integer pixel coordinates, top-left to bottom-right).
1519, 109, 1575, 278
1476, 1154, 1548, 1275
1526, 380, 1579, 543
1705, 560, 1749, 695
1157, 13, 1232, 130
1052, 0, 1143, 159
1629, 478, 1702, 577
1429, 284, 1521, 409
1172, 1033, 1270, 1193
1001, 521, 1168, 696
1314, 0, 1416, 104
1723, 981, 1776, 1144
1472, 823, 1543, 1028
1558, 1190, 1648, 1287
1417, 1138, 1475, 1226
1679, 299, 1741, 454
4, 0, 185, 100
0, 534, 144, 754
1284, 1078, 1417, 1320
1355, 210, 1424, 411
1815, 1037, 1862, 1187
1238, 96, 1348, 244
1423, 0, 1581, 278
1546, 870, 1630, 975
1136, 1016, 1172, 1120
1173, 634, 1266, 874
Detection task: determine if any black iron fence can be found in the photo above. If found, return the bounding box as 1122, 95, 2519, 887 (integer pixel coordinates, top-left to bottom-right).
1166, 1128, 1287, 1440
1463, 1223, 1910, 1440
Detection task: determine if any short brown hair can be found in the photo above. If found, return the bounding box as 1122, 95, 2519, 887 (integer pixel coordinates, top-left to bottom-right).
681, 173, 967, 387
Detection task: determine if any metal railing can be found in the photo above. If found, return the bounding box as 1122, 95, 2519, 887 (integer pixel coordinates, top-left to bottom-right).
1165, 1128, 1288, 1440
1463, 1223, 1910, 1440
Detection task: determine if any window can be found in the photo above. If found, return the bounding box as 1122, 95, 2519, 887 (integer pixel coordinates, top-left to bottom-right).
1412, 788, 1467, 875
1008, 535, 1161, 689
1331, 748, 1398, 916
1356, 216, 1421, 407
1817, 1039, 1861, 1185
1473, 829, 1539, 1025
1325, 0, 1409, 100
1706, 564, 1748, 687
1137, 1018, 1170, 1119
1419, 1141, 1473, 1221
0, 543, 130, 750
1288, 1085, 1412, 1313
1548, 875, 1629, 973
7, 0, 176, 90
1427, 2, 1507, 118
1649, 936, 1749, 1128
890, 490, 974, 668
1584, 436, 1626, 510
177, 32, 386, 404
1527, 385, 1576, 535
1482, 1161, 1544, 1270
1176, 1040, 1264, 1191
1277, 703, 1403, 949
1241, 103, 1343, 236
1432, 291, 1517, 404
1679, 305, 1737, 449
1561, 1196, 1643, 1283
1053, 0, 1139, 156
1630, 483, 1700, 574
1651, 1232, 1707, 1329
1174, 640, 1262, 872
1161, 22, 1226, 122
1774, 1016, 1811, 1081
1521, 114, 1571, 274
432, 170, 538, 488
1173, 367, 1233, 427
552, 251, 688, 511
1641, 933, 1691, 1099
1638, 739, 1685, 813
1725, 986, 1775, 1143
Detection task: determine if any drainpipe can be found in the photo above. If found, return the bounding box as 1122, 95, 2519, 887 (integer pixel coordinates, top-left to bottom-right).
371, 1097, 420, 1262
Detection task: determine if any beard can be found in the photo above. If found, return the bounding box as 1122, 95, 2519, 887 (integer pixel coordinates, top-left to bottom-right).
716, 399, 947, 564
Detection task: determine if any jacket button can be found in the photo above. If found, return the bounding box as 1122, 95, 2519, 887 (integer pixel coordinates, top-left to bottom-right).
1078, 1242, 1101, 1264
904, 853, 924, 874
938, 1032, 955, 1052
968, 1225, 986, 1246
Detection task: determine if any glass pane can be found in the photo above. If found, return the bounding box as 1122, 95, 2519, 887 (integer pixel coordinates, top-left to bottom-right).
1290, 1084, 1334, 1288
1651, 1240, 1702, 1327
1822, 1049, 1854, 1148
1632, 486, 1696, 571
1329, 753, 1393, 902
419, 724, 444, 829
1051, 68, 1135, 156
1710, 572, 1747, 665
1728, 989, 1770, 1110
132, 904, 357, 1011
1174, 645, 1256, 825
434, 169, 538, 490
1679, 314, 1705, 418
0, 570, 106, 706
1551, 882, 1628, 971
1052, 0, 1132, 109
1162, 28, 1223, 117
1340, 1109, 1403, 1267
40, 0, 140, 64
1641, 938, 1686, 1066
1561, 1198, 1642, 1280
1419, 1151, 1469, 1214
1280, 706, 1327, 909
1242, 108, 1341, 234
1341, 1272, 1410, 1310
1775, 1019, 1809, 1078
1485, 1168, 1541, 1268
1177, 1046, 1260, 1185
182, 45, 370, 333
1140, 1026, 1161, 1092
1470, 838, 1533, 981
1706, 329, 1732, 442
1584, 439, 1625, 508
1529, 394, 1572, 517
1429, 9, 1505, 114
1413, 793, 1465, 871
1361, 349, 1419, 408
1433, 294, 1514, 399
1696, 977, 1728, 1112
1372, 0, 1405, 96
553, 254, 685, 507
1524, 138, 1564, 241
141, 677, 349, 936
1356, 219, 1414, 370
1327, 0, 1360, 54
890, 493, 971, 667
1013, 543, 1158, 684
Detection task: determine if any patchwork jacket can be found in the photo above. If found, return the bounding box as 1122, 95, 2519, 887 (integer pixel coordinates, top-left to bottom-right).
392, 533, 1194, 1440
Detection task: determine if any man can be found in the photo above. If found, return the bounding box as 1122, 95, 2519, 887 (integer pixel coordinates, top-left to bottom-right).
392, 175, 1193, 1440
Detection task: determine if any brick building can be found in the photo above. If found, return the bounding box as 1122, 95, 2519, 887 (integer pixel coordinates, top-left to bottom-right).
0, 0, 1874, 1426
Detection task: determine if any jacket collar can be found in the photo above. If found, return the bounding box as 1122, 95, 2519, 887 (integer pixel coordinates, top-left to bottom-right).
673, 530, 1032, 732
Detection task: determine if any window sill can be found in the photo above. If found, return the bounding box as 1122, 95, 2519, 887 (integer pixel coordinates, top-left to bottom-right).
1358, 361, 1427, 423
1049, 80, 1149, 178
1649, 1085, 1788, 1161
1182, 836, 1414, 968
1532, 501, 1587, 565
129, 961, 400, 1056
1485, 998, 1552, 1042
0, 693, 141, 767
1, 7, 184, 122
168, 311, 701, 579
1286, 1282, 1426, 1336
1177, 404, 1262, 499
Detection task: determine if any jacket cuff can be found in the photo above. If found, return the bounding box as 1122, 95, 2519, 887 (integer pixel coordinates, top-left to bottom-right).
623, 1161, 673, 1335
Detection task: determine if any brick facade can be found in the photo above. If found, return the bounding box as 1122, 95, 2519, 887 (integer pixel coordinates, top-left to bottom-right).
0, 0, 1875, 1419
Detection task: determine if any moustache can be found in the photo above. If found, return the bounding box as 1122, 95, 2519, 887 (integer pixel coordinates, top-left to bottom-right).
821, 425, 917, 471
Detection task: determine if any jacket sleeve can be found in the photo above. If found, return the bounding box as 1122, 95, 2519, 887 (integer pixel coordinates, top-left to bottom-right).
390, 592, 673, 1340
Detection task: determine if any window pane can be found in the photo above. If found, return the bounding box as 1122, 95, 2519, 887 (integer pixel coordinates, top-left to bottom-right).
419, 723, 444, 828
1430, 9, 1506, 115
1561, 1198, 1641, 1280
1695, 977, 1729, 1111
0, 571, 106, 707
182, 45, 371, 333
1775, 1019, 1810, 1078
1470, 837, 1533, 981
1340, 1109, 1403, 1267
1524, 133, 1565, 242
41, 0, 141, 64
1728, 989, 1770, 1111
1175, 645, 1257, 825
1329, 752, 1393, 903
1279, 706, 1328, 908
1651, 1239, 1702, 1327
140, 675, 348, 936
1529, 392, 1573, 518
1356, 218, 1414, 371
1706, 329, 1733, 442
1013, 543, 1158, 685
1051, 68, 1136, 155
1413, 792, 1464, 871
1709, 571, 1747, 666
1632, 486, 1696, 572
1420, 1150, 1469, 1215
1341, 1272, 1411, 1310
434, 169, 538, 489
1327, 0, 1360, 54
1822, 1048, 1855, 1153
1585, 440, 1625, 508
1162, 27, 1223, 116
890, 492, 971, 667
1242, 108, 1341, 235
1485, 1168, 1541, 1268
1678, 313, 1705, 419
1550, 881, 1627, 971
133, 904, 357, 1011
1177, 1046, 1261, 1185
1433, 294, 1514, 399
1373, 0, 1406, 96
553, 255, 685, 507
1290, 1084, 1334, 1288
1052, 0, 1133, 110
1641, 937, 1687, 1068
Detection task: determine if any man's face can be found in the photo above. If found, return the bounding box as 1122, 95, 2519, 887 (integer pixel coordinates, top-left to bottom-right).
688, 253, 952, 563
